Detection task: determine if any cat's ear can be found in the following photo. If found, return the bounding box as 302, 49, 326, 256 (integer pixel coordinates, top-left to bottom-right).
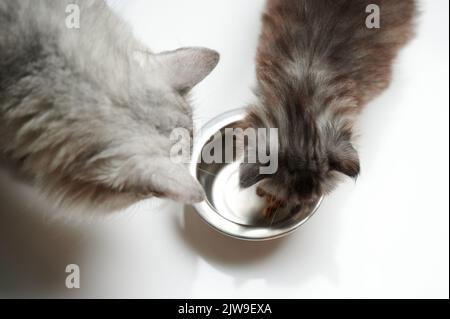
328, 141, 360, 178
155, 47, 220, 92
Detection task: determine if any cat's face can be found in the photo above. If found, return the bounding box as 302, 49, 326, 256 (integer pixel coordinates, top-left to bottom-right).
97, 47, 221, 204
239, 110, 360, 205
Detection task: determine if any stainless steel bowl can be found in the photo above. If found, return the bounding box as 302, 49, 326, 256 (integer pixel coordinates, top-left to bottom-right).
189, 108, 323, 241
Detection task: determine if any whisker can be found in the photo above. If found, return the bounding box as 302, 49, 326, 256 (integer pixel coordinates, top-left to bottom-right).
269, 206, 280, 227
196, 167, 218, 177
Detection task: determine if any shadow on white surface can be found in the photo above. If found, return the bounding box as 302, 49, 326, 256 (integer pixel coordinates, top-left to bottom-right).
179, 206, 285, 264
0, 171, 86, 298
174, 191, 351, 292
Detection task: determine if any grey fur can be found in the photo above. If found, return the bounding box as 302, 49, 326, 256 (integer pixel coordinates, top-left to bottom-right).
240, 0, 416, 205
0, 0, 219, 212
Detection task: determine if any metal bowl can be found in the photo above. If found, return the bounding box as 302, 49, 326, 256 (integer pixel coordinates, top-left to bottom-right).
189, 108, 323, 241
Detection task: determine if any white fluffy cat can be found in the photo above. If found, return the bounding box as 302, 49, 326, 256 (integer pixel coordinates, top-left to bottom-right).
0, 0, 219, 213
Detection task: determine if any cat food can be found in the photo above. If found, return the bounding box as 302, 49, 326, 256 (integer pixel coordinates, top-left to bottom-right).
256, 186, 286, 218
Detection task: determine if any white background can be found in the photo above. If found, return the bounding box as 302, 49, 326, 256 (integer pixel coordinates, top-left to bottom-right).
1, 0, 448, 298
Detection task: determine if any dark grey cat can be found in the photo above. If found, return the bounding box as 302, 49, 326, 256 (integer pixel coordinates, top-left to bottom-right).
0, 0, 219, 213
240, 0, 416, 211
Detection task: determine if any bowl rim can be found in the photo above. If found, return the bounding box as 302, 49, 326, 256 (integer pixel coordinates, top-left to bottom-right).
189, 108, 323, 241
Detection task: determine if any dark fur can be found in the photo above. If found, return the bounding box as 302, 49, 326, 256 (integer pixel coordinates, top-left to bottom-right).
240, 0, 416, 204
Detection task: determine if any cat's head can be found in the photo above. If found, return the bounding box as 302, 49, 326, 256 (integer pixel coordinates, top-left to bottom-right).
19, 47, 220, 209
239, 106, 360, 205
99, 47, 221, 205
